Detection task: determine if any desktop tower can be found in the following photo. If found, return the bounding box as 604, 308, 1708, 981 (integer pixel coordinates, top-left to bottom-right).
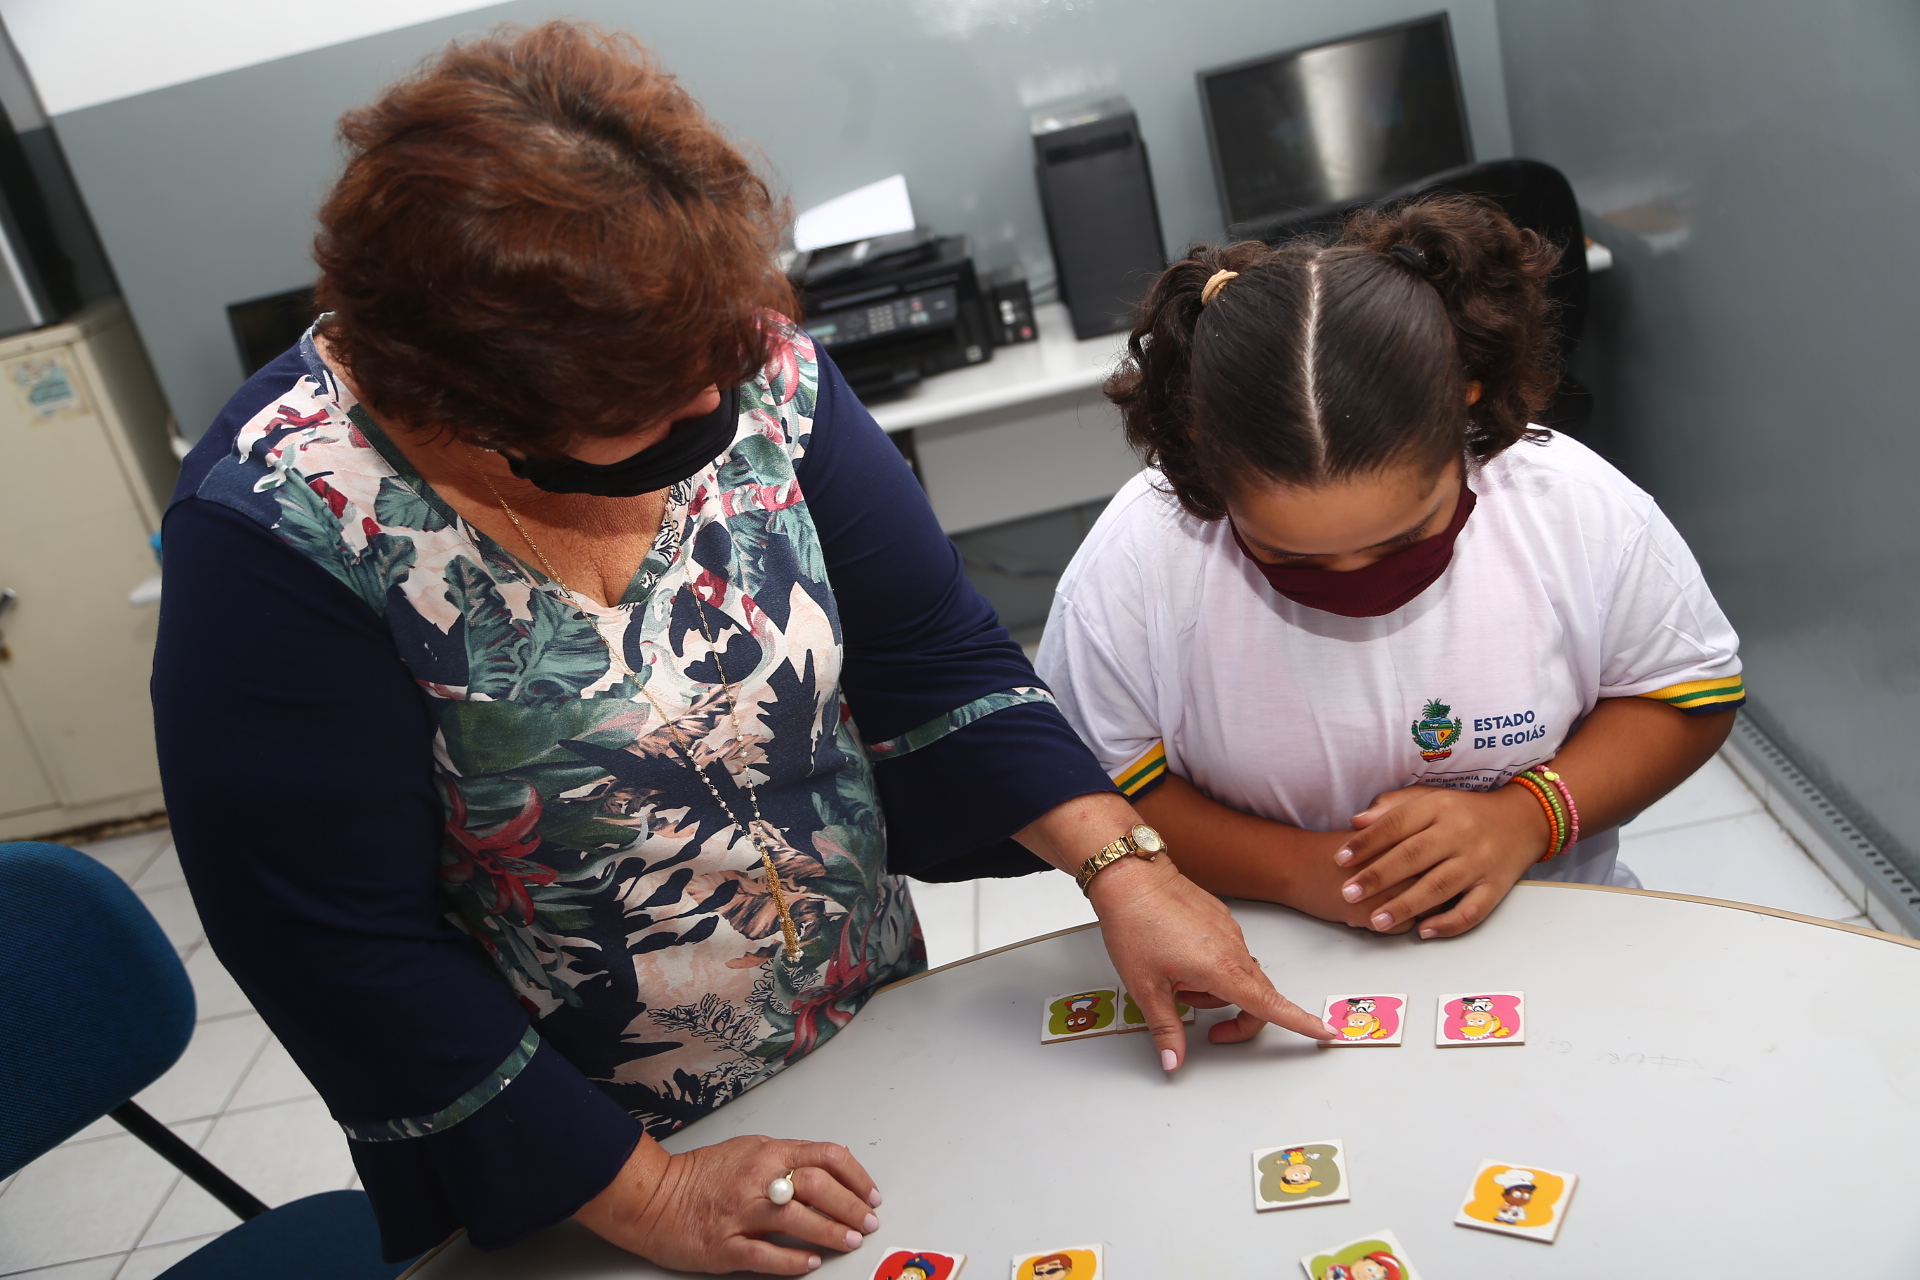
1032, 98, 1167, 340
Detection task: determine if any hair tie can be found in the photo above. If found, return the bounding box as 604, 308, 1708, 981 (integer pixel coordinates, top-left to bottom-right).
1200, 269, 1239, 305
1389, 243, 1440, 276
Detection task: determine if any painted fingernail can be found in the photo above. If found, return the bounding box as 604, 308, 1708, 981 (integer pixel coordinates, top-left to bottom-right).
1335, 848, 1353, 865
862, 1213, 879, 1234
845, 1230, 863, 1250
1161, 1048, 1178, 1072
807, 1258, 822, 1272
868, 1188, 884, 1208
1322, 1020, 1341, 1038
1420, 927, 1437, 939
1371, 911, 1393, 929
1341, 883, 1364, 902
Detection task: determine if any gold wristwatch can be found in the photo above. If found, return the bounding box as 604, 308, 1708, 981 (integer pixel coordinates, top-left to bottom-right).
1074, 823, 1168, 895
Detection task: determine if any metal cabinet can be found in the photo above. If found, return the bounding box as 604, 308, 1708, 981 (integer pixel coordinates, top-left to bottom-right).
0, 300, 176, 839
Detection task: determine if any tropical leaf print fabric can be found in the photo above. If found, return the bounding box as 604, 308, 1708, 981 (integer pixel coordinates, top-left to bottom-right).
215, 325, 922, 1138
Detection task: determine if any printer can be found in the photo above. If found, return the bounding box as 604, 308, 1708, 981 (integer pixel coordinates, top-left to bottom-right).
794, 229, 996, 399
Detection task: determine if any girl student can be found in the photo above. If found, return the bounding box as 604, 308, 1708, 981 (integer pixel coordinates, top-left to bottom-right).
1036, 195, 1746, 939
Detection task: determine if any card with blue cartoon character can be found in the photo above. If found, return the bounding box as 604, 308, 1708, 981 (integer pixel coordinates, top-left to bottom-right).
1251, 1139, 1350, 1211
1435, 991, 1525, 1045
1453, 1160, 1577, 1242
1321, 994, 1406, 1046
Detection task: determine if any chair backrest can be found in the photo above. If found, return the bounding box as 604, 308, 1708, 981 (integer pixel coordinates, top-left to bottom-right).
1372, 157, 1589, 355
0, 841, 196, 1177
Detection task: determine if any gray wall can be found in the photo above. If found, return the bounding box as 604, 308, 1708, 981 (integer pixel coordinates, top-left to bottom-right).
1497, 0, 1920, 876
45, 0, 1510, 439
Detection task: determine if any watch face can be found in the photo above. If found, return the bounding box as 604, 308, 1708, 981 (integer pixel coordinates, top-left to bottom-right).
1131, 824, 1165, 853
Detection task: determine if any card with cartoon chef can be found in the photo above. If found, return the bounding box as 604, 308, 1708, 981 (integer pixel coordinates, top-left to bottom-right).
1252, 1140, 1350, 1210
1040, 989, 1121, 1043
1321, 994, 1406, 1045
1435, 991, 1525, 1045
869, 1248, 966, 1279
1299, 1229, 1420, 1280
1454, 1160, 1577, 1242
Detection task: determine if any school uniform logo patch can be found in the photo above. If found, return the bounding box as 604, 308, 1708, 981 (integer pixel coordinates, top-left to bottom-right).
1411, 698, 1465, 761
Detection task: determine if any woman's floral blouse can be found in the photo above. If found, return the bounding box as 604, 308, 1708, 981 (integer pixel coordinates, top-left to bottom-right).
155, 322, 1113, 1255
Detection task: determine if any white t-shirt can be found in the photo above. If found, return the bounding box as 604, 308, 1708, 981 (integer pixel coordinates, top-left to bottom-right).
1036, 432, 1745, 885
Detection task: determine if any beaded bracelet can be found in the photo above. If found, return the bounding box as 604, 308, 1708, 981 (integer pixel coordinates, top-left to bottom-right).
1537, 766, 1580, 850
1515, 765, 1580, 861
1511, 773, 1563, 861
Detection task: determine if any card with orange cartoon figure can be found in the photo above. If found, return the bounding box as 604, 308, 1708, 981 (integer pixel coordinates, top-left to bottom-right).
1435, 991, 1525, 1046
1299, 1229, 1420, 1280
1251, 1139, 1350, 1211
1321, 994, 1406, 1046
1040, 989, 1121, 1043
1009, 1244, 1102, 1280
869, 1248, 966, 1280
1454, 1160, 1577, 1242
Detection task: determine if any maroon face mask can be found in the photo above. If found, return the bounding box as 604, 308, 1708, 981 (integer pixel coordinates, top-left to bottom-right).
1229, 484, 1477, 618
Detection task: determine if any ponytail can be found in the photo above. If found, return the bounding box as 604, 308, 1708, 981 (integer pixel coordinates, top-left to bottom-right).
1106, 193, 1564, 520
1340, 195, 1562, 461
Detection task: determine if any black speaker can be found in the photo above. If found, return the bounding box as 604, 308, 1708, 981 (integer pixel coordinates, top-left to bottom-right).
1032, 98, 1166, 340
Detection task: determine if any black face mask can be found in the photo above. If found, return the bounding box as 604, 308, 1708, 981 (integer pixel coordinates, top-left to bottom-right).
505, 389, 737, 497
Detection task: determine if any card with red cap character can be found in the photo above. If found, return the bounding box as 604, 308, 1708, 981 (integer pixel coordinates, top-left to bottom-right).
1321, 994, 1406, 1045
1435, 991, 1525, 1045
1010, 1244, 1102, 1279
1040, 989, 1121, 1043
1252, 1140, 1350, 1210
1299, 1229, 1420, 1280
869, 1248, 965, 1279
1454, 1160, 1578, 1242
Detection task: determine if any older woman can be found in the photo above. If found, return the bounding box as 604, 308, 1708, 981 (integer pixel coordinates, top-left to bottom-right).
151, 22, 1330, 1275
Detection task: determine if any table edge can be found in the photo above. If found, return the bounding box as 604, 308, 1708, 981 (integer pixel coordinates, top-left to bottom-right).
880, 883, 1916, 998
1516, 878, 1920, 947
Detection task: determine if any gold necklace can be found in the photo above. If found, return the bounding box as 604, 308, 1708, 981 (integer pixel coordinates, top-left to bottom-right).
460, 448, 804, 963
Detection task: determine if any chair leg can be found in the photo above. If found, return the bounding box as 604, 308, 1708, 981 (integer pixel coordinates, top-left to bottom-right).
110, 1101, 270, 1221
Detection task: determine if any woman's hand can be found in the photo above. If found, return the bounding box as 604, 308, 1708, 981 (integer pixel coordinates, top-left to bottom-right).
1334, 783, 1549, 939
1087, 854, 1338, 1064
1015, 792, 1336, 1071
577, 1134, 882, 1275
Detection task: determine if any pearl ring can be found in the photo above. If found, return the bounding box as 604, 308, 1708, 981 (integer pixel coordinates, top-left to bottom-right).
767, 1169, 797, 1206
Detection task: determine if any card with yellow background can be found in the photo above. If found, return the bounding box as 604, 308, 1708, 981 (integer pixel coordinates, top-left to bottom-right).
1009, 1244, 1101, 1279
1453, 1160, 1577, 1242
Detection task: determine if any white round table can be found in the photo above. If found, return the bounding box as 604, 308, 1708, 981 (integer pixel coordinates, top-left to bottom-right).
403, 883, 1920, 1278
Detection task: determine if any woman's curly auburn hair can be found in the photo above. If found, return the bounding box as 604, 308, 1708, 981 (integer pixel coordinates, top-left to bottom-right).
313, 21, 795, 453
1107, 193, 1564, 521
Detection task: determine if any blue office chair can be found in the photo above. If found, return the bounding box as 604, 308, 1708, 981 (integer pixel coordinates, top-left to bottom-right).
0, 841, 411, 1279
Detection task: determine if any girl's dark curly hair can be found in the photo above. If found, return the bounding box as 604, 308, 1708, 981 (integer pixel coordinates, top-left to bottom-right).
1106, 193, 1564, 521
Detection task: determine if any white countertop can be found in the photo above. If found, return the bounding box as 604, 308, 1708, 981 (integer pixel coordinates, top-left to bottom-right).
864, 302, 1129, 433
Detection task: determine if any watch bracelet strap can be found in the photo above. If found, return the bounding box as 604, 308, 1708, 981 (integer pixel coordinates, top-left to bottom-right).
1075, 835, 1149, 894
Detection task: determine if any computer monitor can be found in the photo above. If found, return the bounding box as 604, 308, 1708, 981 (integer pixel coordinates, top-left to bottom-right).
1198, 14, 1472, 234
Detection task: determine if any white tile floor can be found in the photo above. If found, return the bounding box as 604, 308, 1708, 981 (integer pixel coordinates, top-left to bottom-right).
0, 750, 1874, 1275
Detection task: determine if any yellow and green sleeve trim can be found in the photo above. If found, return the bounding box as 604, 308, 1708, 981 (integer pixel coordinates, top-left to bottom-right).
1638, 674, 1746, 715
1113, 741, 1170, 797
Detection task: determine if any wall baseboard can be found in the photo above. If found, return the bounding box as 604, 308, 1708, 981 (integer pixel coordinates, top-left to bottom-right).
1722, 714, 1919, 938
